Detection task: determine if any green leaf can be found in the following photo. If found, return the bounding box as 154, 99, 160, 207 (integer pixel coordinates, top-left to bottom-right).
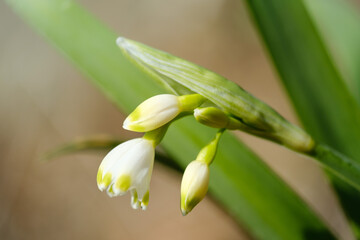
41, 135, 122, 161
313, 145, 360, 191
6, 0, 335, 239
41, 135, 182, 171
244, 0, 360, 234
305, 0, 360, 103
244, 0, 360, 158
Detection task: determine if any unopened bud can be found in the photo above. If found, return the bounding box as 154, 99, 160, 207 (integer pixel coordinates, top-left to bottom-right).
123, 94, 205, 132
194, 107, 245, 130
180, 129, 224, 215
180, 160, 209, 216
194, 107, 229, 128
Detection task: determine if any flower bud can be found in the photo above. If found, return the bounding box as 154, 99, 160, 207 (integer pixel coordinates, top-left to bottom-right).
180, 129, 224, 215
123, 94, 179, 132
123, 94, 205, 132
180, 160, 209, 216
194, 107, 249, 130
194, 107, 229, 129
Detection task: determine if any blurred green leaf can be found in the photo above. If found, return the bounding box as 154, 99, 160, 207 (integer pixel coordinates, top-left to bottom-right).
313, 144, 360, 191
41, 135, 182, 171
41, 135, 122, 161
306, 0, 360, 103
244, 0, 360, 234
6, 0, 335, 239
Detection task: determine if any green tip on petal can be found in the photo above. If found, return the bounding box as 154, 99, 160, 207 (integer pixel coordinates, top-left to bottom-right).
97, 168, 103, 185
98, 171, 112, 191
181, 195, 202, 216
180, 161, 210, 216
107, 184, 116, 197
131, 190, 140, 209
180, 196, 190, 216
140, 191, 150, 210
181, 209, 188, 216
123, 110, 147, 132
115, 174, 132, 192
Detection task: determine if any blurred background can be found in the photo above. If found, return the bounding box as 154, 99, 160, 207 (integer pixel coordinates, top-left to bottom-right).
0, 0, 357, 239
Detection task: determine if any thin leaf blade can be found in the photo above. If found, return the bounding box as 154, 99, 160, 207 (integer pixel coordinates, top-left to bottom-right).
41, 135, 122, 161
244, 0, 360, 234
305, 0, 360, 103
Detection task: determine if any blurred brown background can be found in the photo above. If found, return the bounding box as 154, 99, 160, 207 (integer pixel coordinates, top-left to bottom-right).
0, 0, 355, 239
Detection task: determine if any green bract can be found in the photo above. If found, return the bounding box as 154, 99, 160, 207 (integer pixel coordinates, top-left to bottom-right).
117, 36, 360, 193
116, 37, 315, 153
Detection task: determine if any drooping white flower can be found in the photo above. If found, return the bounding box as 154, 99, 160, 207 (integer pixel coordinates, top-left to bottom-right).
180, 160, 210, 216
97, 138, 155, 210
123, 94, 205, 132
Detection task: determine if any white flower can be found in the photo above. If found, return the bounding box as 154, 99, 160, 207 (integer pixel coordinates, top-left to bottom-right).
123, 94, 180, 132
180, 160, 210, 215
97, 138, 155, 210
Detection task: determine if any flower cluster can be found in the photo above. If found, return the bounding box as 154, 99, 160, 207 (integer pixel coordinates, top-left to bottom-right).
97, 94, 229, 213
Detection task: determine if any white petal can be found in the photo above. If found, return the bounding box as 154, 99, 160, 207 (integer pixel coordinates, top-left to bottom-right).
111, 139, 154, 186
181, 161, 209, 214
100, 139, 138, 174
130, 189, 140, 209
123, 94, 180, 132
97, 137, 155, 210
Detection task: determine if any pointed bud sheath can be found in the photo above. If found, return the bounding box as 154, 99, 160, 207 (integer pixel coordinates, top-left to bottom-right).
117, 37, 315, 154
97, 138, 155, 210
123, 94, 205, 132
180, 130, 223, 215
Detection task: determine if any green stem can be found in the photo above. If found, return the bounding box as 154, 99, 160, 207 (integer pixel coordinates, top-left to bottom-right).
196, 129, 225, 165
308, 144, 360, 191
178, 94, 206, 112
143, 124, 169, 147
